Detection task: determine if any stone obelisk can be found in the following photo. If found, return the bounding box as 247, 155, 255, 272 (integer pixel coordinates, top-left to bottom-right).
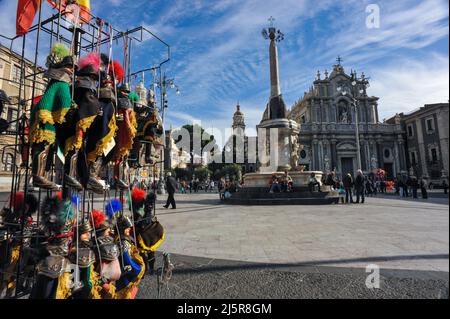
258, 17, 297, 172
269, 27, 281, 99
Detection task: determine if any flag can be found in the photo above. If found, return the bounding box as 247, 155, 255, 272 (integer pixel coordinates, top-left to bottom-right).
47, 0, 91, 24
16, 0, 41, 36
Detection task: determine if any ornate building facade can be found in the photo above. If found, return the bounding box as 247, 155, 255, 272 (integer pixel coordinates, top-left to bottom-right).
386, 103, 449, 184
0, 44, 45, 188
289, 60, 408, 179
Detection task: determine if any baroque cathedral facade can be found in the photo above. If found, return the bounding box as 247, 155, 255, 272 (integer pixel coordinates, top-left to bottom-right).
289, 60, 408, 179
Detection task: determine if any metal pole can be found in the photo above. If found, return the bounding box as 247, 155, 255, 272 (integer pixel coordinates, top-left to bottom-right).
354, 97, 362, 170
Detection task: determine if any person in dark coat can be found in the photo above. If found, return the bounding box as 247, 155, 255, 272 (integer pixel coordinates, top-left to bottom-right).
343, 173, 354, 204
354, 170, 365, 204
164, 172, 178, 209
411, 177, 419, 199
420, 178, 428, 199
442, 180, 448, 195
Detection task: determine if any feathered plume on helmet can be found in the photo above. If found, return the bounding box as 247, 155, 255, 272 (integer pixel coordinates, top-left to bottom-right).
132, 187, 146, 204
131, 187, 146, 215
105, 198, 122, 220
46, 43, 71, 68
41, 196, 74, 236
91, 209, 106, 229
77, 52, 101, 77
9, 192, 39, 217
109, 60, 124, 83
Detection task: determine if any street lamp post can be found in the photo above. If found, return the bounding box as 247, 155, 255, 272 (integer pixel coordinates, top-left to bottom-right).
337, 72, 367, 171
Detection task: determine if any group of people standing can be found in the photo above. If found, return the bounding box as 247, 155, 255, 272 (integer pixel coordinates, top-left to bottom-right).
323, 170, 441, 203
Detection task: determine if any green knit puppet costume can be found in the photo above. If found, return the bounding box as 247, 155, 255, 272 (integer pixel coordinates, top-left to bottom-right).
29, 44, 73, 179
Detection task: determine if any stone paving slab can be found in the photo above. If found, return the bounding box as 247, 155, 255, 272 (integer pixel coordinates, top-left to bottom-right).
137, 253, 449, 299
154, 193, 449, 272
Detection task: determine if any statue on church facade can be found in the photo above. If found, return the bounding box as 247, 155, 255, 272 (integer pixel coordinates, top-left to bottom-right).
338, 101, 351, 124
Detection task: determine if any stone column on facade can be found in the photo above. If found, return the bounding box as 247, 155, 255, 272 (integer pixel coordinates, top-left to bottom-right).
376, 138, 384, 169
331, 138, 338, 171
398, 138, 407, 173
312, 139, 318, 171
323, 139, 330, 172
369, 140, 377, 171
318, 140, 324, 171
415, 118, 429, 178
394, 141, 401, 177
364, 140, 371, 172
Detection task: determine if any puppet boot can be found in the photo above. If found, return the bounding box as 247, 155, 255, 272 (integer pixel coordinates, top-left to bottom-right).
64, 152, 83, 191
114, 160, 129, 190
32, 144, 57, 189
87, 158, 106, 194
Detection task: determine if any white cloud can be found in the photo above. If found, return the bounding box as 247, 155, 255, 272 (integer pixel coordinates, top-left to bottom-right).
369, 53, 449, 120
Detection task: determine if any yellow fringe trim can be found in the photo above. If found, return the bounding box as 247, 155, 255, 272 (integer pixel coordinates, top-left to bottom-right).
30, 128, 56, 145
89, 265, 103, 299
70, 115, 98, 151
53, 107, 70, 124
115, 246, 145, 299
115, 113, 137, 161
63, 134, 82, 156
86, 115, 118, 163
78, 114, 97, 133
55, 272, 72, 299
138, 232, 165, 253
36, 109, 55, 125
2, 245, 20, 291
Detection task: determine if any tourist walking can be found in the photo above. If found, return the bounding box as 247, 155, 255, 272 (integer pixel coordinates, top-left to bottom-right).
164, 172, 178, 209
343, 173, 354, 204
420, 178, 428, 199
355, 170, 365, 204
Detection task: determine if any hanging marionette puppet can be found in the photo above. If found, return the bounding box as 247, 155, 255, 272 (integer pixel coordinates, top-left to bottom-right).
68, 219, 101, 299
84, 58, 122, 192
0, 192, 38, 297
90, 209, 121, 299
112, 83, 138, 190
30, 196, 74, 299
29, 43, 75, 189
140, 89, 164, 164
133, 190, 164, 275
114, 213, 145, 299
129, 80, 151, 168
59, 53, 106, 193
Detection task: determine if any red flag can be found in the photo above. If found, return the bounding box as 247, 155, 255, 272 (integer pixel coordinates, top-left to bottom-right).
47, 0, 91, 24
16, 0, 41, 36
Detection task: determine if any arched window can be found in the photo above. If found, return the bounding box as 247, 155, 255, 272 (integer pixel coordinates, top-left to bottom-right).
3, 153, 14, 172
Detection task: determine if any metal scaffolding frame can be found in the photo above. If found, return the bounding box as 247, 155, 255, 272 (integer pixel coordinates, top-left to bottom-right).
0, 1, 170, 299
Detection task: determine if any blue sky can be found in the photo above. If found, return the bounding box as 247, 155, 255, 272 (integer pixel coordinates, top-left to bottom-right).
0, 0, 448, 145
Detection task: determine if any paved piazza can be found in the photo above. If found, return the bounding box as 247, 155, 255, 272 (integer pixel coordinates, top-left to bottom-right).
155, 193, 449, 272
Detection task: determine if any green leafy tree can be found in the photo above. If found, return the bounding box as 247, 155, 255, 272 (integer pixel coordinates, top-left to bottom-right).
194, 167, 212, 182
174, 167, 192, 181
217, 164, 242, 181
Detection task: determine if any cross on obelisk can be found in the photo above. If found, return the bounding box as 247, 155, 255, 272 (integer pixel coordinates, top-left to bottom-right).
336, 56, 343, 65
268, 16, 275, 27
